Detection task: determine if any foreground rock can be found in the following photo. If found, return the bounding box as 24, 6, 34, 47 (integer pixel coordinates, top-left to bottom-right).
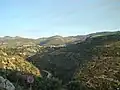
0, 76, 15, 90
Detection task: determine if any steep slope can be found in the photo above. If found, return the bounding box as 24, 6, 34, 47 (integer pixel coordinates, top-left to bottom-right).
72, 33, 120, 90
1, 31, 120, 90
0, 48, 41, 76
28, 32, 120, 85
76, 57, 120, 90
0, 45, 65, 90
27, 46, 81, 83
0, 46, 42, 90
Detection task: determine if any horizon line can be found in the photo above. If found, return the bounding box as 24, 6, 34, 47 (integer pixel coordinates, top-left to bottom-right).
0, 30, 119, 39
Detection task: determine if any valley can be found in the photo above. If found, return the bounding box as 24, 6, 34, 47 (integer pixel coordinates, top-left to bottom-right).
0, 31, 120, 90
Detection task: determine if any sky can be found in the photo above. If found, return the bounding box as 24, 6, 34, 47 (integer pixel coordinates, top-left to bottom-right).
0, 0, 120, 38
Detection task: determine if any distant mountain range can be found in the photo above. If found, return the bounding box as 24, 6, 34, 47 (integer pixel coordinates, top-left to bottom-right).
0, 35, 87, 47
0, 31, 119, 47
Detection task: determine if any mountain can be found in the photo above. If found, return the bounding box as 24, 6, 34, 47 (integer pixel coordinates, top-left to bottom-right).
0, 31, 119, 47
88, 31, 120, 38
0, 35, 87, 48
39, 35, 87, 46
27, 35, 94, 83
2, 31, 117, 47
40, 35, 66, 46
27, 31, 120, 90
1, 31, 120, 90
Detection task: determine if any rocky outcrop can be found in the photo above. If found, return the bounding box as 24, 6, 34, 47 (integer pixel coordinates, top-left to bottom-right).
0, 76, 15, 90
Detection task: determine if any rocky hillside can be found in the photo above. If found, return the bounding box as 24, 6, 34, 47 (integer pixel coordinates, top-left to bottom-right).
0, 45, 43, 90
27, 31, 120, 90
1, 31, 120, 90
74, 34, 120, 90
0, 46, 41, 76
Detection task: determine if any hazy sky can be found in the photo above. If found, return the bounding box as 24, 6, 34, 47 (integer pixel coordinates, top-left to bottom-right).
0, 0, 120, 38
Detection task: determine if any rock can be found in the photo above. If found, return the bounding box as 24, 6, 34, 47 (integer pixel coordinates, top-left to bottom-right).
0, 76, 15, 90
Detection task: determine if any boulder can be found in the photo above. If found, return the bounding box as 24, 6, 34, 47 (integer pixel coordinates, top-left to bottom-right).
0, 76, 15, 90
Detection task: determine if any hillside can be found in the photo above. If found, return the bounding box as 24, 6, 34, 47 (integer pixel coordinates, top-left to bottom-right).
0, 35, 86, 47
0, 45, 65, 90
39, 35, 87, 46
40, 35, 67, 46
0, 36, 37, 47
0, 46, 41, 75
27, 31, 120, 90
88, 31, 120, 38
74, 34, 120, 90
0, 45, 42, 90
1, 31, 120, 90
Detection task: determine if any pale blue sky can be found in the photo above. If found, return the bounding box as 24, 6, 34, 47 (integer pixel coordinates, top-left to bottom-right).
0, 0, 120, 38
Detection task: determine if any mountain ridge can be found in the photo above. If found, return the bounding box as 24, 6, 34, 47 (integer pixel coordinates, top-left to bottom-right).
1, 31, 118, 47
0, 31, 120, 90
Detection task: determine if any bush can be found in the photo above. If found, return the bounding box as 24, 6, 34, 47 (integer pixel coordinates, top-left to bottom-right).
32, 77, 62, 90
